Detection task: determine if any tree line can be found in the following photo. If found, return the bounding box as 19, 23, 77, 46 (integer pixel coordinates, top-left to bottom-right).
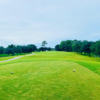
0, 41, 52, 56
0, 40, 100, 57
0, 44, 37, 55
55, 40, 100, 56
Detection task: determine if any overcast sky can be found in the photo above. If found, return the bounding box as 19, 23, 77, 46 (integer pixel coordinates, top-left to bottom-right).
0, 0, 100, 47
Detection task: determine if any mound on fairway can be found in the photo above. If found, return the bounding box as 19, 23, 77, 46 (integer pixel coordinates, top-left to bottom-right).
0, 52, 100, 100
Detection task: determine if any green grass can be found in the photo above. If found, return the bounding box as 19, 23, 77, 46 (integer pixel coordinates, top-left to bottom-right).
0, 51, 100, 100
0, 53, 31, 61
0, 56, 16, 61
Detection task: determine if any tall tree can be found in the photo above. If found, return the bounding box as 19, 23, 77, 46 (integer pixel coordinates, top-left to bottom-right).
42, 41, 47, 47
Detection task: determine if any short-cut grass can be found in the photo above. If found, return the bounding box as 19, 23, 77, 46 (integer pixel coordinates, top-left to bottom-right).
0, 56, 16, 61
0, 51, 100, 100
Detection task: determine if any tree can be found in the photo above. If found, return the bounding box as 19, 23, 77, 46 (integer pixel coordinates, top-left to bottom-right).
42, 41, 47, 47
27, 44, 37, 52
39, 41, 48, 52
39, 47, 46, 51
21, 46, 29, 53
38, 47, 52, 51
0, 46, 5, 54
55, 40, 99, 56
72, 40, 82, 53
5, 44, 16, 55
15, 46, 22, 54
46, 47, 52, 51
55, 45, 61, 51
60, 40, 72, 51
95, 41, 100, 56
80, 41, 92, 55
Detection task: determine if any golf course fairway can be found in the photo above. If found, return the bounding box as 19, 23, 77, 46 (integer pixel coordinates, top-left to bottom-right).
0, 51, 100, 100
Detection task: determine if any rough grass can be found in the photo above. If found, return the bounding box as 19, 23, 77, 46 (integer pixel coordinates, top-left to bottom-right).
0, 51, 100, 100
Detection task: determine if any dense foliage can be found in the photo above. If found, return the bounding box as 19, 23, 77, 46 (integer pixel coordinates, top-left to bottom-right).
0, 44, 37, 55
0, 40, 100, 56
0, 43, 52, 55
55, 40, 100, 56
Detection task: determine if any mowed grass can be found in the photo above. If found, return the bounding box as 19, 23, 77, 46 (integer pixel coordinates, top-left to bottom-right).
0, 56, 16, 61
0, 53, 31, 61
0, 52, 100, 100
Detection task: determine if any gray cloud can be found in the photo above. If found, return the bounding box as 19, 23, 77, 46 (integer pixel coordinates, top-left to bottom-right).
0, 0, 100, 46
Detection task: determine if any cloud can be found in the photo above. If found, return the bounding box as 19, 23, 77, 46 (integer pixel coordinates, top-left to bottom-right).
0, 0, 100, 47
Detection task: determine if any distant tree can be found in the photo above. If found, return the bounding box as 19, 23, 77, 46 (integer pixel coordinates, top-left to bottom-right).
42, 41, 47, 47
59, 41, 66, 51
95, 41, 100, 56
5, 44, 16, 55
90, 42, 96, 55
80, 41, 92, 55
21, 46, 29, 53
55, 44, 61, 51
38, 47, 52, 51
20, 44, 37, 53
39, 47, 46, 51
0, 46, 5, 54
46, 47, 52, 51
55, 40, 99, 56
72, 40, 82, 53
27, 44, 37, 52
60, 40, 72, 51
0, 39, 100, 57
39, 41, 48, 52
15, 46, 22, 54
